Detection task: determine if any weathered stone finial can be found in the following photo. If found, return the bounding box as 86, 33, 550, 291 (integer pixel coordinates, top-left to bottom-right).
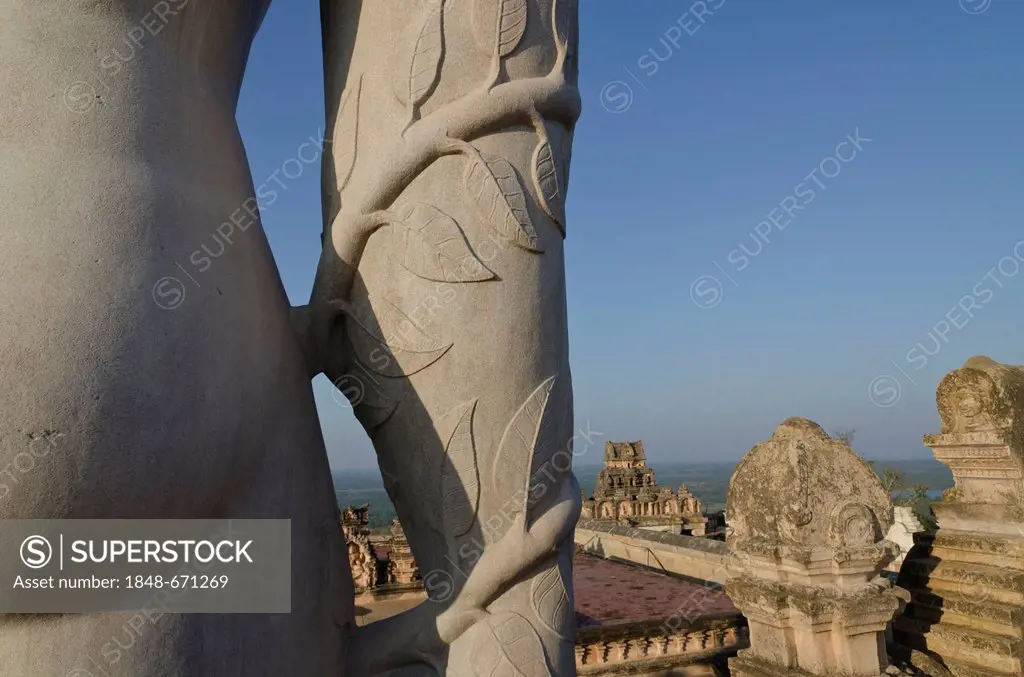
929, 355, 1024, 510
727, 417, 894, 567
725, 417, 905, 677
936, 355, 1024, 434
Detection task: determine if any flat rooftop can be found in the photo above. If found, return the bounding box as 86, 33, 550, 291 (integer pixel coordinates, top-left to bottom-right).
573, 550, 735, 627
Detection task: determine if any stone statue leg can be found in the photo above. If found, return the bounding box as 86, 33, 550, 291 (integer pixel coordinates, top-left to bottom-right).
1, 2, 346, 674
296, 0, 582, 674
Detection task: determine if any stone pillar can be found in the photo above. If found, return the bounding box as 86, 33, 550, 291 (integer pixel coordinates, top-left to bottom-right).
725, 418, 905, 677
894, 356, 1024, 677
386, 517, 420, 586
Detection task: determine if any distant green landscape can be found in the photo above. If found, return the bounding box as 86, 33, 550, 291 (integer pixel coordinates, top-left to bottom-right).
334, 458, 953, 531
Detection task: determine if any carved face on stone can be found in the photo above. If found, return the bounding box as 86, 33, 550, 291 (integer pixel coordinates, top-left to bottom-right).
955, 387, 983, 420
937, 368, 1003, 432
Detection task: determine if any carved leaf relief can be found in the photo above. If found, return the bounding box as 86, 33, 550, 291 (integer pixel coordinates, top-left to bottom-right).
394, 0, 445, 109
526, 386, 570, 511
493, 376, 557, 504
391, 203, 494, 282
439, 400, 481, 536
342, 298, 452, 378
554, 0, 579, 79
473, 0, 529, 58
531, 136, 566, 236
352, 383, 399, 434
468, 612, 549, 677
465, 151, 541, 253
552, 0, 573, 55
333, 75, 362, 192
530, 561, 570, 640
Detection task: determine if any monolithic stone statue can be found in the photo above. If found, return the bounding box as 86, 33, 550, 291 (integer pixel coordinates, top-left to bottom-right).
2, 0, 579, 674
0, 2, 348, 676
293, 0, 583, 675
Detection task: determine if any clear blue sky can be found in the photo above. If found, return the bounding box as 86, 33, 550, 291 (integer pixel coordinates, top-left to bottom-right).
237, 0, 1024, 469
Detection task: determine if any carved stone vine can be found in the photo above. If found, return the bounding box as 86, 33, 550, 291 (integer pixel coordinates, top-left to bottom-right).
301, 1, 581, 675
303, 0, 580, 337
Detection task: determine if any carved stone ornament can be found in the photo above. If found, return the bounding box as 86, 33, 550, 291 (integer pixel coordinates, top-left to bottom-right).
347, 537, 377, 591
726, 417, 893, 565
928, 356, 1024, 508
935, 355, 1024, 434
726, 418, 905, 677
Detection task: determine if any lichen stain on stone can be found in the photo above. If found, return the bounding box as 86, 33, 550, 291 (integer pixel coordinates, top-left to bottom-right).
727, 417, 892, 560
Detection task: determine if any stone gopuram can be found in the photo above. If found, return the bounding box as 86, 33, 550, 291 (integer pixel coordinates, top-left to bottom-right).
725, 418, 906, 677
581, 441, 709, 536
894, 356, 1024, 677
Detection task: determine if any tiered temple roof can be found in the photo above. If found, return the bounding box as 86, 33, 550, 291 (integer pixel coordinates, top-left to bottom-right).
582, 441, 708, 536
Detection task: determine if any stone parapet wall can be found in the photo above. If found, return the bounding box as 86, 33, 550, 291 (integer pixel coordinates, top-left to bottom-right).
575, 520, 734, 585
575, 612, 747, 677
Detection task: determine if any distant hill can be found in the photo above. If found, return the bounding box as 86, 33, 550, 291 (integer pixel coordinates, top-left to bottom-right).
333, 457, 953, 528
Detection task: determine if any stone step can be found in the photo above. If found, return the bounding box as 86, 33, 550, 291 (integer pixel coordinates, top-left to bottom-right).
932, 530, 1024, 555
899, 557, 1024, 606
893, 615, 1023, 676
931, 533, 1024, 572
905, 588, 1024, 638
940, 654, 1022, 677
929, 548, 1024, 574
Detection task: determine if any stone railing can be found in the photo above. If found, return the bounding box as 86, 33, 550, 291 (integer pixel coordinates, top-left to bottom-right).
576, 612, 748, 676
575, 520, 735, 585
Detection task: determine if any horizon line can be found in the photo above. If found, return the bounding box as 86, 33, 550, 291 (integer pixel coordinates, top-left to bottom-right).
332, 456, 943, 473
